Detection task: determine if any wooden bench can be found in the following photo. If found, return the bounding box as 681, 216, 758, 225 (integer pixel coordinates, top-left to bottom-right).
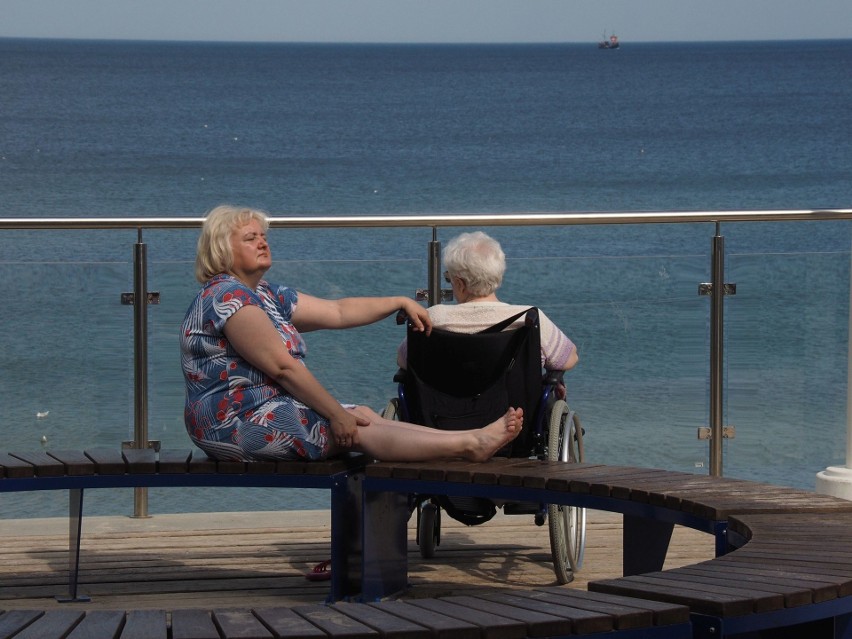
0, 448, 366, 603
591, 511, 852, 638
6, 451, 852, 637
363, 458, 852, 638
0, 588, 693, 639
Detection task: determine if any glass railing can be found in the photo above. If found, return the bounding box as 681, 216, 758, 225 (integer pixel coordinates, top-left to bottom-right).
1, 211, 849, 517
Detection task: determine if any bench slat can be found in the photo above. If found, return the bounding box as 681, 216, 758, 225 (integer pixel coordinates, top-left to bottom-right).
170, 609, 221, 639
545, 465, 676, 496
330, 602, 432, 639
84, 447, 128, 474
731, 544, 852, 563
212, 609, 274, 639
10, 609, 84, 639
0, 452, 35, 479
0, 610, 44, 639
9, 452, 64, 477
495, 458, 568, 487
67, 609, 126, 639
684, 491, 852, 520
404, 597, 526, 639
215, 459, 248, 474
123, 448, 158, 474
119, 610, 168, 639
456, 592, 606, 636
158, 449, 193, 474
536, 587, 691, 627
731, 511, 852, 536
252, 608, 329, 639
246, 460, 278, 475
721, 549, 852, 576
293, 604, 378, 639
675, 564, 838, 604
591, 574, 776, 617
367, 601, 480, 639
305, 455, 367, 476
274, 460, 310, 475
188, 454, 218, 474
659, 566, 814, 608
46, 450, 95, 476
623, 573, 787, 613
505, 589, 654, 630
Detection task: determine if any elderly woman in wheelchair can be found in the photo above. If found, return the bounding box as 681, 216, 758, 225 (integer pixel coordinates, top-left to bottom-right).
397, 230, 578, 377
387, 231, 584, 584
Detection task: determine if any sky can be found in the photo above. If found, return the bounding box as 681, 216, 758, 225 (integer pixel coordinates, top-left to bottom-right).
2, 0, 851, 44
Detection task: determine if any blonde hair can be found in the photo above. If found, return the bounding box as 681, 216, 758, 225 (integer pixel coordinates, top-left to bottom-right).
195, 205, 270, 283
443, 231, 505, 297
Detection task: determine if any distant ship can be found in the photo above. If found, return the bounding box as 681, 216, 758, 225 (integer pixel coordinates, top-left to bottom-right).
598, 32, 620, 49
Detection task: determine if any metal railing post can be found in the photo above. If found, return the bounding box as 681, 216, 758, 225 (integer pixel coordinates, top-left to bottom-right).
427, 228, 442, 307
132, 229, 150, 517
709, 223, 725, 477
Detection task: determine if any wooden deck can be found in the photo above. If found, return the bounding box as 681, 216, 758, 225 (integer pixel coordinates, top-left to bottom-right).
0, 508, 714, 611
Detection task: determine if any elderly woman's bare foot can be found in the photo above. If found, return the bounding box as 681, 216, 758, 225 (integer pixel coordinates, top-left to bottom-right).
467, 407, 524, 462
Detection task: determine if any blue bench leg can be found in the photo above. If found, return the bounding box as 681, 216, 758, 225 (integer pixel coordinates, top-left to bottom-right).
835, 611, 852, 638
56, 488, 91, 603
329, 473, 364, 602
360, 489, 409, 601
623, 514, 674, 575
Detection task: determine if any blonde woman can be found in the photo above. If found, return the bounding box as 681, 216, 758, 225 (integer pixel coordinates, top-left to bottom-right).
180, 205, 523, 463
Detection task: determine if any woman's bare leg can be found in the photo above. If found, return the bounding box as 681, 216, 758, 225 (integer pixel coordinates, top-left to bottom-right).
337, 406, 523, 462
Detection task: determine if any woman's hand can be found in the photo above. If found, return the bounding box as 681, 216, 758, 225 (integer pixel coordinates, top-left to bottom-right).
399, 298, 432, 334
330, 410, 370, 448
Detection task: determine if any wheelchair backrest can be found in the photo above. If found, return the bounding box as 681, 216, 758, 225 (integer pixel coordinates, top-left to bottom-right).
401, 308, 543, 455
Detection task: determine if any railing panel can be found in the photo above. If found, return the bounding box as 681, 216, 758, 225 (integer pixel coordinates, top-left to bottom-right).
0, 261, 135, 449
726, 246, 850, 488
1, 214, 851, 516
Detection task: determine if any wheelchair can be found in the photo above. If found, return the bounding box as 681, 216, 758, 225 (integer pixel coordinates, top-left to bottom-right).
382, 307, 586, 584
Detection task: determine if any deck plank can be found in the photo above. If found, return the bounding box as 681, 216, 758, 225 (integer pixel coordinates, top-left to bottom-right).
0, 509, 713, 611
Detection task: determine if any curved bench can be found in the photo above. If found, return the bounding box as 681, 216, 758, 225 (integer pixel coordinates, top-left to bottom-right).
6, 451, 852, 638
0, 449, 692, 639
592, 511, 852, 638
363, 459, 852, 638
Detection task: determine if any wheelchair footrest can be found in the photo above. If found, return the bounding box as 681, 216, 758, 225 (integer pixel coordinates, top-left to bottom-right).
502, 501, 541, 516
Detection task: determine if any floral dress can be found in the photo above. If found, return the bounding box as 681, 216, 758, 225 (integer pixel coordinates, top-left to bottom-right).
180, 274, 331, 461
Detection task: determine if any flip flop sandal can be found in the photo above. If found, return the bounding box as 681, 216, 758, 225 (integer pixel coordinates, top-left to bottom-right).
305, 559, 332, 582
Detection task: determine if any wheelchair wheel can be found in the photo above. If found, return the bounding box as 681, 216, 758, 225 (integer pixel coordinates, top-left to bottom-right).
418, 501, 440, 559
546, 399, 587, 583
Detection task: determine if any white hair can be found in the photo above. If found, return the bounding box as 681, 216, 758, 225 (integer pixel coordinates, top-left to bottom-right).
443, 231, 505, 297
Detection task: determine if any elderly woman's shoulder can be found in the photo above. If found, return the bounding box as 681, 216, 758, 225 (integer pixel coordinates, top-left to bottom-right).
426, 303, 455, 320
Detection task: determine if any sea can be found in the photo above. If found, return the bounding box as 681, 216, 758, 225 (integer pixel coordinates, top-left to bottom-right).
1, 38, 851, 518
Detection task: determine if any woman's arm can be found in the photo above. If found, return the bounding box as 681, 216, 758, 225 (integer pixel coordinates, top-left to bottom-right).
539, 310, 579, 371
562, 349, 579, 371
293, 293, 431, 334
223, 305, 366, 445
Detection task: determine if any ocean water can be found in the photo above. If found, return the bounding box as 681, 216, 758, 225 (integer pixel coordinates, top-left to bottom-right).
0, 38, 851, 517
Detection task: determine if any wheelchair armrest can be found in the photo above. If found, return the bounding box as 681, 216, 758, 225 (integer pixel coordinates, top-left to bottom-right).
544, 369, 565, 386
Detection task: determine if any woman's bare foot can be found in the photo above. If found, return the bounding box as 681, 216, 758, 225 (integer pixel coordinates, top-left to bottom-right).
467, 407, 524, 462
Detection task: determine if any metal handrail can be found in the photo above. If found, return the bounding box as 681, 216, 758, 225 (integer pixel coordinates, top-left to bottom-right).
1, 208, 851, 230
